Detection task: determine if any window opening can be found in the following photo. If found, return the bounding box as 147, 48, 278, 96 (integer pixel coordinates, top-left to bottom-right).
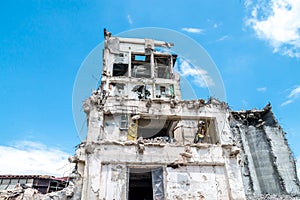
108, 83, 125, 96
120, 114, 129, 130
160, 86, 166, 95
131, 53, 151, 78
193, 119, 219, 144
132, 64, 151, 78
157, 66, 170, 79
134, 55, 146, 61
132, 85, 151, 100
155, 85, 174, 99
155, 56, 171, 79
137, 119, 175, 141
114, 53, 128, 63
113, 63, 128, 76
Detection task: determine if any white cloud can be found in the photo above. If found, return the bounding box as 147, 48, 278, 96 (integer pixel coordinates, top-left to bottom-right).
281, 99, 293, 106
281, 85, 300, 106
257, 87, 267, 92
216, 35, 229, 42
176, 59, 214, 88
0, 141, 74, 177
181, 28, 204, 34
288, 86, 300, 98
245, 0, 300, 58
127, 14, 133, 24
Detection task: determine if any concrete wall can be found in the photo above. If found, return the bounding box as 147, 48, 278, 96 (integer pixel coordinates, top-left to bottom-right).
76, 141, 246, 200
231, 108, 300, 197
84, 97, 233, 145
166, 166, 230, 199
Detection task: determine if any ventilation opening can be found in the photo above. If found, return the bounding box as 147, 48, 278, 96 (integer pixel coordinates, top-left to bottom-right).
129, 170, 153, 200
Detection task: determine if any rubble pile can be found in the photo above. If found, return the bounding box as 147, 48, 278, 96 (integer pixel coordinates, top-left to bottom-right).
0, 182, 75, 200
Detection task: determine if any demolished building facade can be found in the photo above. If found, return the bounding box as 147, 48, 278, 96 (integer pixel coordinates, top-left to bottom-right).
70, 31, 300, 200
1, 31, 299, 200
231, 106, 300, 198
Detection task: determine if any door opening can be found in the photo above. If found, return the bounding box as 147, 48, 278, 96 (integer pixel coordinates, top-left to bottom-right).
129, 169, 153, 200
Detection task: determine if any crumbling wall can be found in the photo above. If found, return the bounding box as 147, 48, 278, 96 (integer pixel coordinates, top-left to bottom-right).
264, 126, 300, 194
72, 139, 246, 200
166, 165, 230, 199
84, 93, 233, 146
239, 125, 282, 193
230, 105, 300, 198
98, 164, 127, 200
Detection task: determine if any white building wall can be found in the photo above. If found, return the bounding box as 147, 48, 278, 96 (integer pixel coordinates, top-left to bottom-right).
166, 166, 230, 199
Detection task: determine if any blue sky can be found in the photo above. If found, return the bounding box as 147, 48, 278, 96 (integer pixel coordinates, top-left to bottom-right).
0, 0, 299, 177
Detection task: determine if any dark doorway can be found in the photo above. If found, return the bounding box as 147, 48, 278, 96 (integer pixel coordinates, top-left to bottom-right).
129, 170, 153, 200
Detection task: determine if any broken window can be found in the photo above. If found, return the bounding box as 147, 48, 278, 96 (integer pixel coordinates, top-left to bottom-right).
131, 85, 151, 100
193, 119, 219, 144
131, 53, 151, 78
108, 83, 126, 97
132, 64, 151, 78
136, 119, 177, 141
128, 168, 164, 200
155, 56, 171, 79
173, 119, 219, 144
154, 54, 177, 79
157, 66, 170, 79
120, 114, 129, 130
155, 84, 174, 99
127, 116, 178, 142
138, 119, 168, 139
112, 53, 129, 76
113, 63, 128, 76
48, 180, 69, 193
126, 117, 177, 141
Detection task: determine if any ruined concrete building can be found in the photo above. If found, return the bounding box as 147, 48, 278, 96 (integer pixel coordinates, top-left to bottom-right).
1, 30, 299, 200
69, 30, 300, 200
